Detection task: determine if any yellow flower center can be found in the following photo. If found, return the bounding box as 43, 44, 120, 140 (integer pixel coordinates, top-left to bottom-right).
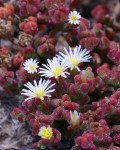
33, 90, 45, 98
40, 127, 53, 140
69, 58, 79, 67
70, 112, 80, 126
52, 67, 64, 77
72, 113, 77, 120
28, 64, 36, 71
71, 15, 78, 22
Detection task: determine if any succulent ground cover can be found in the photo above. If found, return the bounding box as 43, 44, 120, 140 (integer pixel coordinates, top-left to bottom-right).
0, 0, 120, 150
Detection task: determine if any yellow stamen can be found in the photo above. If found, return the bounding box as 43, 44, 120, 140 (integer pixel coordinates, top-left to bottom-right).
70, 111, 80, 126
39, 127, 53, 140
52, 67, 64, 77
33, 90, 45, 98
72, 113, 77, 120
71, 15, 78, 22
69, 58, 79, 67
28, 65, 36, 71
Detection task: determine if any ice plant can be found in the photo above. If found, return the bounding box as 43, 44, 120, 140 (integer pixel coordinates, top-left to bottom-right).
48, 7, 69, 24
91, 5, 110, 23
58, 46, 92, 71
68, 11, 81, 25
21, 79, 55, 101
40, 57, 70, 79
19, 0, 40, 16
13, 52, 25, 67
2, 0, 120, 149
72, 132, 96, 150
70, 110, 80, 126
35, 35, 56, 56
38, 126, 53, 140
20, 16, 37, 36
23, 58, 39, 74
22, 46, 35, 58
10, 107, 26, 123
0, 3, 14, 19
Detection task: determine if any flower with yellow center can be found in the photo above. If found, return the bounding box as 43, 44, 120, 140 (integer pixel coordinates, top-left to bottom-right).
21, 79, 55, 101
68, 11, 81, 25
38, 126, 53, 140
70, 110, 80, 126
23, 58, 39, 74
58, 46, 92, 71
40, 57, 70, 79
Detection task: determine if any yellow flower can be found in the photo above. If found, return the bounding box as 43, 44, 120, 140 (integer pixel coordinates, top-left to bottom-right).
23, 58, 39, 74
70, 110, 80, 126
21, 79, 55, 101
58, 46, 92, 71
68, 11, 81, 25
38, 126, 53, 140
40, 57, 70, 79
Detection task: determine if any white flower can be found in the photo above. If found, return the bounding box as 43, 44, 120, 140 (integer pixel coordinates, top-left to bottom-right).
68, 11, 81, 25
23, 58, 39, 74
58, 45, 92, 71
21, 79, 55, 101
40, 57, 70, 79
70, 110, 80, 126
38, 126, 53, 140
